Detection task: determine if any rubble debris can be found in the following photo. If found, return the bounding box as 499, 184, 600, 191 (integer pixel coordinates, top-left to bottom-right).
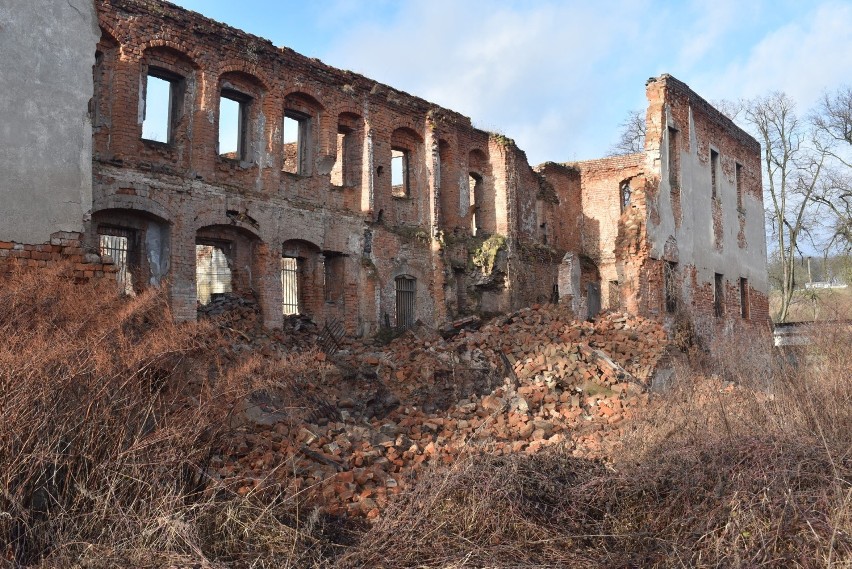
210, 304, 669, 519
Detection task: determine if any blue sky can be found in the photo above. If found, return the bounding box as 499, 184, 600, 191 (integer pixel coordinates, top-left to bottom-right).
170, 0, 852, 165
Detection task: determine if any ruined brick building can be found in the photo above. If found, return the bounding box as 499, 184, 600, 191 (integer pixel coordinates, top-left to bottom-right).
0, 0, 769, 341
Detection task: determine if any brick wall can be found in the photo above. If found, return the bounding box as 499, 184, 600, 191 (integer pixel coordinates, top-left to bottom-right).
5, 0, 771, 344
0, 232, 117, 280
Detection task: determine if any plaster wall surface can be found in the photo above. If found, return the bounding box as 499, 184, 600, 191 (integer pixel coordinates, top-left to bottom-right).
0, 0, 100, 243
643, 75, 769, 324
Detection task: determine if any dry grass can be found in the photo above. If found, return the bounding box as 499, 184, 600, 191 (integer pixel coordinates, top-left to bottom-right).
2, 262, 850, 568
770, 286, 852, 322
0, 264, 348, 568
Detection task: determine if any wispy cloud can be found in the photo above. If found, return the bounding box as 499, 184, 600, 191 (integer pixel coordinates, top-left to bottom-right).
326, 0, 651, 163
694, 2, 852, 110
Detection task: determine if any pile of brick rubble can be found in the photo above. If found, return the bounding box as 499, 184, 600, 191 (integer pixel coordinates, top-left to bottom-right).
206, 303, 669, 519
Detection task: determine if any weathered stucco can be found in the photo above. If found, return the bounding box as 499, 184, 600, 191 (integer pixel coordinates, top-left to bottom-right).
0, 0, 99, 243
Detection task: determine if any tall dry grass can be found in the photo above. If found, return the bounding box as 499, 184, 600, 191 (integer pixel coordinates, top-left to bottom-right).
0, 264, 346, 568
2, 262, 849, 567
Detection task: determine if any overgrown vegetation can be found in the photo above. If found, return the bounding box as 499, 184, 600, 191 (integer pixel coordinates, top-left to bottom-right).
0, 264, 347, 568
471, 234, 507, 274
1, 263, 850, 567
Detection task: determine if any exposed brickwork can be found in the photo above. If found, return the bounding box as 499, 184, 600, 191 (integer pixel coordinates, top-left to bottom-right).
0, 232, 117, 280
2, 1, 771, 347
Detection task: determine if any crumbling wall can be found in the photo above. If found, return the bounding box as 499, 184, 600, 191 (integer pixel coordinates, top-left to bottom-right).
568, 154, 645, 313
90, 0, 555, 334
643, 75, 769, 331
3, 0, 771, 341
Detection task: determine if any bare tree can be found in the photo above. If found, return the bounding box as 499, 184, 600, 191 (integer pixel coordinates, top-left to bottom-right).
812, 86, 852, 252
711, 98, 746, 122
609, 109, 646, 155
744, 92, 830, 322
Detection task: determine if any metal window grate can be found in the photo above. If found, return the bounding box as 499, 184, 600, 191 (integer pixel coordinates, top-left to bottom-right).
196, 244, 232, 305
99, 227, 134, 295
395, 275, 416, 329
281, 257, 300, 315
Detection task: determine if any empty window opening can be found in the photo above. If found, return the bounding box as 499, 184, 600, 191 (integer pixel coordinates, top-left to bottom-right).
620, 180, 632, 212
141, 73, 174, 143
219, 91, 248, 159
539, 222, 548, 245
609, 280, 620, 310
391, 149, 409, 197
98, 227, 136, 295
324, 254, 345, 304
281, 257, 300, 315
710, 149, 720, 199
735, 162, 743, 211
469, 172, 482, 235
667, 127, 680, 187
196, 243, 232, 305
714, 272, 724, 318
740, 277, 750, 319
395, 275, 416, 329
283, 112, 309, 175
330, 129, 351, 186
664, 261, 678, 313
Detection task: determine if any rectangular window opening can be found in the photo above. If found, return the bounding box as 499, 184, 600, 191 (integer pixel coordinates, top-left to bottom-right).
324, 254, 345, 304
469, 173, 482, 235
620, 180, 632, 213
740, 277, 750, 319
710, 149, 720, 200
714, 272, 724, 318
142, 74, 174, 143
219, 91, 247, 160
455, 269, 467, 314
664, 261, 678, 313
735, 162, 744, 211
281, 256, 300, 315
667, 127, 679, 188
98, 227, 136, 295
391, 148, 409, 197
283, 112, 309, 175
331, 128, 353, 186
196, 243, 233, 305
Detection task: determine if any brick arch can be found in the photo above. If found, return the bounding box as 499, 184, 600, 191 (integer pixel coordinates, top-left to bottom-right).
216, 62, 272, 92
335, 102, 363, 119
97, 22, 124, 55
282, 88, 327, 110
281, 238, 321, 257
97, 25, 120, 49
468, 148, 488, 173
141, 42, 201, 70
391, 121, 424, 142
91, 194, 173, 224
192, 212, 263, 241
